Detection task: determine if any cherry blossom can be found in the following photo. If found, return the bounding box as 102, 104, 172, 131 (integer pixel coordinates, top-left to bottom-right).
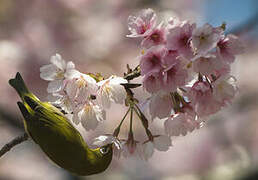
192, 54, 228, 76
140, 46, 165, 76
97, 76, 127, 109
127, 8, 157, 38
37, 8, 245, 160
212, 75, 237, 106
149, 92, 173, 120
40, 54, 76, 93
121, 139, 143, 158
72, 101, 105, 130
141, 23, 167, 48
217, 34, 244, 63
187, 80, 222, 117
161, 50, 188, 92
191, 23, 223, 55
142, 72, 164, 93
142, 135, 172, 160
164, 113, 200, 136
167, 20, 196, 59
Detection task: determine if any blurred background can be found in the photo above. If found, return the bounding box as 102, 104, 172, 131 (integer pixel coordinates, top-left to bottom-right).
0, 0, 258, 180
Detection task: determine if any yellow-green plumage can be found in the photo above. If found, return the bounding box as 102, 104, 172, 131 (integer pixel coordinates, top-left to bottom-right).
9, 72, 113, 176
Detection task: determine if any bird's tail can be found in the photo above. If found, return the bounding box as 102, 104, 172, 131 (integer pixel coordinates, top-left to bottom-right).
9, 72, 32, 100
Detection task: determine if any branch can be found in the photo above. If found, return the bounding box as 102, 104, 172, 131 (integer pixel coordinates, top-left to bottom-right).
123, 65, 141, 81
0, 132, 29, 158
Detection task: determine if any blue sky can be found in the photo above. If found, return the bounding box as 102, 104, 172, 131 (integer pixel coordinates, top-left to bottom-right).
203, 0, 257, 33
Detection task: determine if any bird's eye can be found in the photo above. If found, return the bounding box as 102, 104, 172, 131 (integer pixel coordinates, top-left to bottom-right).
100, 146, 109, 155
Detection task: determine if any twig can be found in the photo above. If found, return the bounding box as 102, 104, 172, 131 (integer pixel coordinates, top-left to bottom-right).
0, 132, 29, 158
123, 65, 141, 81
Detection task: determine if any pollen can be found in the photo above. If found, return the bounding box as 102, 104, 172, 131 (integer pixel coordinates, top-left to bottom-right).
56, 70, 64, 79
77, 75, 87, 88
84, 104, 92, 113
186, 62, 192, 68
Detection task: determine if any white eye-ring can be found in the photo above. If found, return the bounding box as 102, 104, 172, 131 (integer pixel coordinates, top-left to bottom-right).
100, 146, 109, 155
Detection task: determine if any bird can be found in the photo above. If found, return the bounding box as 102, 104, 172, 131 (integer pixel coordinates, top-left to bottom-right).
9, 72, 113, 176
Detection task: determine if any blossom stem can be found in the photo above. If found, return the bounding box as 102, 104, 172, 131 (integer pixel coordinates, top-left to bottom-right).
134, 104, 148, 129
132, 106, 153, 141
0, 133, 29, 158
129, 107, 133, 134
113, 108, 131, 137
170, 92, 181, 113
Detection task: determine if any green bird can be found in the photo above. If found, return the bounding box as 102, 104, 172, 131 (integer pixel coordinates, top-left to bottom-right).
9, 72, 113, 176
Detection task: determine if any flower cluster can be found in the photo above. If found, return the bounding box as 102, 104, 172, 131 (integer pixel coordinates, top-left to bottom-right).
40, 8, 244, 161
40, 54, 127, 131
126, 8, 244, 137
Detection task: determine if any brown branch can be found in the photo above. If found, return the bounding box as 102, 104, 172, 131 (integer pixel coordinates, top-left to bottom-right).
0, 133, 29, 158
123, 65, 141, 81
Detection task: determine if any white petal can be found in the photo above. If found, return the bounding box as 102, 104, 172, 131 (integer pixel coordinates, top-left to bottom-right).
149, 93, 173, 119
65, 68, 80, 80
97, 87, 111, 109
153, 135, 171, 151
72, 112, 81, 125
81, 73, 98, 93
65, 80, 78, 100
80, 108, 99, 131
40, 64, 57, 81
93, 105, 106, 122
110, 85, 127, 104
66, 61, 75, 70
142, 142, 154, 160
50, 54, 66, 70
109, 76, 128, 84
164, 117, 186, 136
47, 80, 63, 93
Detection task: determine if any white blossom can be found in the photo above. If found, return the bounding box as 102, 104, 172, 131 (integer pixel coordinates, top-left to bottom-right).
191, 24, 223, 55
40, 54, 77, 93
73, 102, 105, 131
97, 76, 127, 109
142, 135, 172, 160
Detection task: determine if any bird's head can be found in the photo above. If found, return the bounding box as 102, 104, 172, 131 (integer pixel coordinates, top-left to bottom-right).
90, 143, 113, 174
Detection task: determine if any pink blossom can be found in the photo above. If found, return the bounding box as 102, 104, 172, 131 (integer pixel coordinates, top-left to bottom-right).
141, 48, 188, 93
140, 46, 165, 76
142, 72, 163, 93
149, 92, 173, 120
166, 20, 196, 59
217, 34, 244, 63
212, 75, 237, 106
141, 23, 167, 48
191, 24, 223, 55
127, 8, 157, 38
192, 54, 229, 76
161, 50, 188, 92
164, 113, 200, 136
187, 81, 222, 117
